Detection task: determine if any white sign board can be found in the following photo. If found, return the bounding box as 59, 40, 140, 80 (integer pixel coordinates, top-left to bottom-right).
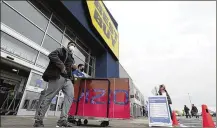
148, 96, 172, 127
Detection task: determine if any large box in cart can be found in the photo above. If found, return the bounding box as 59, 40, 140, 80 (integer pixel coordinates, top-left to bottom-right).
68, 78, 130, 126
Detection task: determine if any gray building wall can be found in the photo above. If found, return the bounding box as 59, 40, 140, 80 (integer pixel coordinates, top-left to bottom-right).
119, 64, 144, 117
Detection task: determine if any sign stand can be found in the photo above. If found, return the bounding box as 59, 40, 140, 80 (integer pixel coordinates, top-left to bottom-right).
148, 96, 172, 127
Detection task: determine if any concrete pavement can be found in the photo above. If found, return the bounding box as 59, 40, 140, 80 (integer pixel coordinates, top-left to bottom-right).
2, 115, 215, 127
178, 116, 216, 127
0, 116, 149, 127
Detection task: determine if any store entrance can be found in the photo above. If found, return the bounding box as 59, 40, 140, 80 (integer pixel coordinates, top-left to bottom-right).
0, 58, 30, 115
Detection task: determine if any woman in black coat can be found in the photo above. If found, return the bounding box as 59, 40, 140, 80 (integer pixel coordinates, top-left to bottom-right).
158, 84, 173, 120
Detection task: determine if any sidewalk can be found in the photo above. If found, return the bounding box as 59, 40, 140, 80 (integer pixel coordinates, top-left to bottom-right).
0, 116, 149, 127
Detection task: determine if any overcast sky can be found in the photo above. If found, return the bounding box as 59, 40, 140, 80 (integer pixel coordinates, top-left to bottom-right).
104, 1, 216, 111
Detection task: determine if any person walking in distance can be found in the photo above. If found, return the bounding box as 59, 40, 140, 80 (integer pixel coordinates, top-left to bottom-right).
158, 84, 173, 120
33, 42, 76, 127
191, 104, 199, 118
184, 105, 191, 118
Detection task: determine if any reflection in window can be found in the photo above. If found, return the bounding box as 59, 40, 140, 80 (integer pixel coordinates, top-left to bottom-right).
22, 100, 29, 109
30, 99, 39, 110
42, 35, 61, 52
1, 31, 38, 64
29, 73, 48, 89
4, 1, 49, 31
1, 2, 44, 45
21, 91, 40, 111
36, 53, 49, 69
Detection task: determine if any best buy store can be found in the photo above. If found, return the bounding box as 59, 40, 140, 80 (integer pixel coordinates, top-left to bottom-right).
0, 0, 144, 117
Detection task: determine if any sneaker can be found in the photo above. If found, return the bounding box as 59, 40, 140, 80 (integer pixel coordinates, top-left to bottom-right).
33, 120, 44, 127
56, 120, 74, 127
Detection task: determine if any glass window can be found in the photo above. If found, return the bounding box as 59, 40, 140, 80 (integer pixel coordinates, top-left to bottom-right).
36, 53, 50, 69
62, 35, 72, 48
51, 15, 65, 31
29, 73, 48, 89
88, 66, 94, 77
89, 57, 95, 67
1, 31, 38, 64
74, 55, 85, 67
29, 99, 39, 110
47, 15, 64, 42
21, 91, 40, 110
4, 1, 49, 31
50, 95, 58, 111
76, 38, 89, 54
28, 0, 52, 19
87, 57, 95, 76
57, 97, 64, 111
65, 28, 76, 42
84, 63, 89, 74
74, 47, 86, 63
22, 99, 30, 109
42, 35, 61, 52
1, 2, 44, 45
84, 63, 93, 77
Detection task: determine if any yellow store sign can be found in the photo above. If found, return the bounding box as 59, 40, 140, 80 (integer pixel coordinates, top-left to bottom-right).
86, 0, 119, 59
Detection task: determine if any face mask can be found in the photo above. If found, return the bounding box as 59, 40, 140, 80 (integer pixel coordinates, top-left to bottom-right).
80, 68, 84, 72
69, 46, 75, 52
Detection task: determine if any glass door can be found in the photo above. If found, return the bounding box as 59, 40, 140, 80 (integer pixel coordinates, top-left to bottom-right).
47, 94, 58, 116
55, 91, 64, 116
17, 70, 48, 116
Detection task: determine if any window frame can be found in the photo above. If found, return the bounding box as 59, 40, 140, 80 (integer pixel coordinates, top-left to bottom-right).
2, 0, 96, 76
3, 1, 47, 33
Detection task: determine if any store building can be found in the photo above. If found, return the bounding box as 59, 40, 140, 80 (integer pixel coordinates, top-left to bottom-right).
0, 0, 144, 117
119, 64, 145, 117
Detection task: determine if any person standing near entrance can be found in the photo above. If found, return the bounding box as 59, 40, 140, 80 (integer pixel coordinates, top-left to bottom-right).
72, 64, 85, 78
33, 42, 76, 127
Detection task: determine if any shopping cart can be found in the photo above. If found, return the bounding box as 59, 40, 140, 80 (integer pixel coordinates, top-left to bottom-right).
68, 78, 111, 127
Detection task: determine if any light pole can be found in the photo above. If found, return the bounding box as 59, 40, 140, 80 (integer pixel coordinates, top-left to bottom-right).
188, 93, 192, 105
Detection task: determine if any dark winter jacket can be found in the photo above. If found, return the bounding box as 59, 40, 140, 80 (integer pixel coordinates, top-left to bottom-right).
42, 48, 75, 82
184, 106, 190, 113
191, 106, 198, 113
158, 90, 172, 104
